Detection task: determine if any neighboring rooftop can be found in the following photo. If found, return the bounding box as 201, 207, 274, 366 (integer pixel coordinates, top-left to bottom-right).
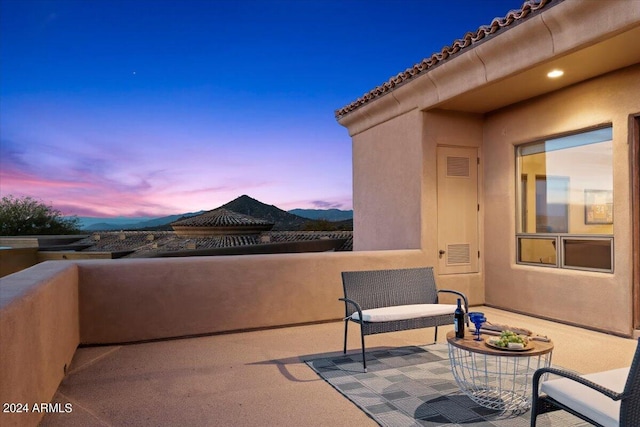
73, 229, 353, 257
171, 207, 275, 236
334, 0, 554, 119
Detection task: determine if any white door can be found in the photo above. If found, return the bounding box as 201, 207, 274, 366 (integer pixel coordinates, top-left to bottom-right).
437, 146, 479, 274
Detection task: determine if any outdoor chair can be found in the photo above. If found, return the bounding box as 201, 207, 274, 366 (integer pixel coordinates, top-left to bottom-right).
339, 266, 468, 372
530, 338, 640, 427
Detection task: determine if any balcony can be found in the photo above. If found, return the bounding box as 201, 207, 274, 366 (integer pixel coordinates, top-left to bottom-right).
40, 308, 638, 427
1, 251, 637, 426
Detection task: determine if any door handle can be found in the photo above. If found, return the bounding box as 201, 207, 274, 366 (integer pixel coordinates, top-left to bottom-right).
439, 250, 445, 258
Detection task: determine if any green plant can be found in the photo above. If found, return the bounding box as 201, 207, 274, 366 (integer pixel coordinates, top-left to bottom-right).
0, 195, 81, 235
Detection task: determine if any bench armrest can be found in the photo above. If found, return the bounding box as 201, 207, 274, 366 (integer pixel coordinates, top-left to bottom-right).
437, 289, 469, 325
338, 297, 364, 322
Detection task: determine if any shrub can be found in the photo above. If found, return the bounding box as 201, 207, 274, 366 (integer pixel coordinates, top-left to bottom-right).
0, 195, 81, 235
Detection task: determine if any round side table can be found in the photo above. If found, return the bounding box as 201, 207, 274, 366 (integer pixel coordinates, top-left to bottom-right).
446, 330, 554, 411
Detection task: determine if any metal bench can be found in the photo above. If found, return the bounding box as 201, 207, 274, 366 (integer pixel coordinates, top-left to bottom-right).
339, 266, 468, 372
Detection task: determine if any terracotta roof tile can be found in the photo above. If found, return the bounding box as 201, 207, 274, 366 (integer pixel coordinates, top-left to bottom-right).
171, 208, 274, 228
76, 230, 353, 256
334, 0, 553, 120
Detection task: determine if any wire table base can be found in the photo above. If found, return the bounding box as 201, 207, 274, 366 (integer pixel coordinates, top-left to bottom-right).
446, 332, 553, 411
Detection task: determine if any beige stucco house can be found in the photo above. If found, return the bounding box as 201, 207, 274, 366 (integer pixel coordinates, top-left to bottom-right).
336, 0, 640, 336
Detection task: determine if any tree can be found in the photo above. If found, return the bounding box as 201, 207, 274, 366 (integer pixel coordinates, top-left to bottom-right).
0, 195, 81, 236
301, 219, 353, 231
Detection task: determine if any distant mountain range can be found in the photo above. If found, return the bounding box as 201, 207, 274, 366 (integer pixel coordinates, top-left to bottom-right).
75, 195, 352, 231
76, 212, 204, 231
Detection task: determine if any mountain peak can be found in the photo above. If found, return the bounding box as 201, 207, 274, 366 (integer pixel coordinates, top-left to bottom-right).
220, 195, 307, 231
75, 195, 351, 231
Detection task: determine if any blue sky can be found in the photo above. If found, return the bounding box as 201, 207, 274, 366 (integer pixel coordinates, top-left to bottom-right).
1, 0, 522, 217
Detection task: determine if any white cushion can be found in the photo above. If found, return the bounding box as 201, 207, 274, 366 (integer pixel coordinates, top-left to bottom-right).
351, 304, 457, 322
541, 367, 629, 427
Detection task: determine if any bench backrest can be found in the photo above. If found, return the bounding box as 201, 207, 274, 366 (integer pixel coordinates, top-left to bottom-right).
341, 267, 439, 316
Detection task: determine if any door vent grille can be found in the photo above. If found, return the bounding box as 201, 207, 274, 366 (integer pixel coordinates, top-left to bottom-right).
447, 244, 470, 265
447, 156, 470, 177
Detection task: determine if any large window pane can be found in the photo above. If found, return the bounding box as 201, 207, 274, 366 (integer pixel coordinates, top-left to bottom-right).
517, 127, 613, 235
515, 127, 614, 273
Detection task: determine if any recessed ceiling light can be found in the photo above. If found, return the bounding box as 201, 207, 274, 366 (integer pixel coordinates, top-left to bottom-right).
547, 69, 564, 78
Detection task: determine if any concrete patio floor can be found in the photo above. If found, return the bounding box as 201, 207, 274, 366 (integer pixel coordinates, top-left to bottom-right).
40, 306, 638, 426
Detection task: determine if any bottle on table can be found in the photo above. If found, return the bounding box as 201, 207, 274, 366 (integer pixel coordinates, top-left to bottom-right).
454, 298, 465, 338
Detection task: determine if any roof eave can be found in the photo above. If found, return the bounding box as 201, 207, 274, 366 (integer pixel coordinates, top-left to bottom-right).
337, 0, 640, 136
335, 0, 556, 122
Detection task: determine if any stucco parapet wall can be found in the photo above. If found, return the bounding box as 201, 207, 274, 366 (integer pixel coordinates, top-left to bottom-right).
338, 0, 640, 136
0, 261, 79, 427
75, 249, 430, 344
0, 247, 39, 278
0, 261, 77, 309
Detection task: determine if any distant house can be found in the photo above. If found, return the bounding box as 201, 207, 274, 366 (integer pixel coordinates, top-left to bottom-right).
336, 0, 640, 336
171, 208, 275, 236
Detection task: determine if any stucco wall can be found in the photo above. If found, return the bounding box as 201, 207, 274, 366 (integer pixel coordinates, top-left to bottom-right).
352, 109, 423, 251
0, 248, 39, 278
0, 262, 79, 427
422, 110, 485, 305
77, 250, 429, 344
349, 108, 486, 305
483, 65, 640, 335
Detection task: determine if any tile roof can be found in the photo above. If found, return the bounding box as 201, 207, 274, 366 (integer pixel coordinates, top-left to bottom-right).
75, 230, 353, 257
171, 208, 274, 228
267, 231, 353, 251
334, 0, 554, 120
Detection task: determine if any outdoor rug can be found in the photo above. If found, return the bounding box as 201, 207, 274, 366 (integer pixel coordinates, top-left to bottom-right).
305, 344, 589, 427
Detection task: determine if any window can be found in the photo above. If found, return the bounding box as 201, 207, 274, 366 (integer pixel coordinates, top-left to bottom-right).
516, 127, 613, 272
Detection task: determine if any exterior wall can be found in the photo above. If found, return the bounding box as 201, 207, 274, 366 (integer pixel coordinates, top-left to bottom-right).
38, 251, 116, 261
0, 248, 39, 278
77, 250, 428, 344
352, 109, 423, 251
347, 108, 485, 305
422, 111, 485, 304
0, 262, 79, 427
0, 237, 40, 248
483, 65, 640, 335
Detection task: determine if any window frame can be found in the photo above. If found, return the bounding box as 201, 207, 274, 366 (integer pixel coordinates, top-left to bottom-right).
516, 234, 614, 273
515, 125, 614, 273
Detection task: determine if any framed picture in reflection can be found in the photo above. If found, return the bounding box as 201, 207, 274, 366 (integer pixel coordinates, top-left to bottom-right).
584, 189, 613, 224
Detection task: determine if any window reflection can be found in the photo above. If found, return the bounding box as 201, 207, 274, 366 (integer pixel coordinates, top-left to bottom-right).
516, 127, 614, 272
518, 237, 557, 266
563, 238, 612, 271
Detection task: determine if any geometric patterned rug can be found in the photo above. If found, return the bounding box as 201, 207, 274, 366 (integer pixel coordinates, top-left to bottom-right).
305, 344, 589, 427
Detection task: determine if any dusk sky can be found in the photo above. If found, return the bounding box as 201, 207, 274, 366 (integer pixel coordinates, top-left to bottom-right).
1, 0, 522, 218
